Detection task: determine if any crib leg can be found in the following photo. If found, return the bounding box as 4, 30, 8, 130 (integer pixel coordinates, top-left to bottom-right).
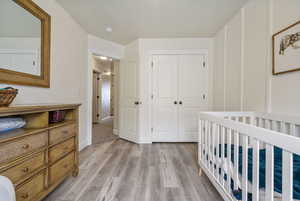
198, 168, 203, 176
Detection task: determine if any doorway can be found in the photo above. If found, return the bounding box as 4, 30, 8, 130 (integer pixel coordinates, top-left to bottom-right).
91, 55, 120, 144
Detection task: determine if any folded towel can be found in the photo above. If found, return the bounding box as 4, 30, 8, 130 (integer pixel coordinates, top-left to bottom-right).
0, 118, 26, 133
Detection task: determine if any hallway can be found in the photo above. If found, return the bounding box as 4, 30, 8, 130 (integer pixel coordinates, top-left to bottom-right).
92, 117, 118, 144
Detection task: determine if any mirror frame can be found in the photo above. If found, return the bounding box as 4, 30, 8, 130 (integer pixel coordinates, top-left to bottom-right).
0, 0, 51, 88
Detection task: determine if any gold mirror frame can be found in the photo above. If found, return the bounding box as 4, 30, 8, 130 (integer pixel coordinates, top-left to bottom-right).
0, 0, 51, 88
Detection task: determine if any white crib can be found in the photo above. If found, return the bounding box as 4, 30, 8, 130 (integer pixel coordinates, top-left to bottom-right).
198, 112, 300, 201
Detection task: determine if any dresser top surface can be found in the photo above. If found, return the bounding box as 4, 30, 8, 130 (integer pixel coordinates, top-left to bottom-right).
0, 104, 81, 116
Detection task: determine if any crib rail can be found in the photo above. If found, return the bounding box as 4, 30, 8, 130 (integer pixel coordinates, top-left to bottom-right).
198, 112, 300, 201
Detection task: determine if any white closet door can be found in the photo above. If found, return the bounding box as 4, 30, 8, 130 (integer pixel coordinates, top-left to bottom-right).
178, 54, 208, 141
152, 55, 179, 142
119, 60, 139, 142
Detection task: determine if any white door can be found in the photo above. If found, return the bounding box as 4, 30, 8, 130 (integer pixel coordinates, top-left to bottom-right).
152, 55, 178, 142
178, 55, 208, 141
151, 53, 208, 142
119, 60, 139, 142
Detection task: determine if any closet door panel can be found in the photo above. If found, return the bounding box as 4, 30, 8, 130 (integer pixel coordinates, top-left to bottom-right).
178, 54, 207, 141
152, 55, 178, 142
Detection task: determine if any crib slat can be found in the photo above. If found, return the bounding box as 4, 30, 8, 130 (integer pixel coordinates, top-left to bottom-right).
282, 151, 293, 201
216, 124, 220, 180
204, 120, 208, 167
281, 121, 287, 134
199, 120, 203, 162
209, 122, 213, 173
221, 126, 225, 187
265, 144, 274, 201
290, 124, 296, 136
212, 123, 216, 176
233, 129, 239, 190
206, 121, 210, 168
242, 135, 248, 201
252, 139, 260, 201
226, 128, 232, 191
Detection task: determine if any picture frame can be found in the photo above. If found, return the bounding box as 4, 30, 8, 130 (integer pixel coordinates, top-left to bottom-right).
272, 20, 300, 75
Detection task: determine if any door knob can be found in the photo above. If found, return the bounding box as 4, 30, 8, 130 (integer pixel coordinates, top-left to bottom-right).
174, 101, 177, 105
179, 101, 182, 105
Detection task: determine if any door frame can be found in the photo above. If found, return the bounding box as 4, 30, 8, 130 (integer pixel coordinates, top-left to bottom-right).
149, 49, 209, 143
92, 70, 101, 123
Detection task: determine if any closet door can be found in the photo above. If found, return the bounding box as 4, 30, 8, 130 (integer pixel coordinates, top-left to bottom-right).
178, 54, 208, 141
152, 55, 179, 142
119, 60, 139, 142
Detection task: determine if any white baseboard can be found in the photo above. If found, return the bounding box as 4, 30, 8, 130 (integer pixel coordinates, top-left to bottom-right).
79, 140, 89, 151
113, 129, 119, 136
138, 140, 152, 144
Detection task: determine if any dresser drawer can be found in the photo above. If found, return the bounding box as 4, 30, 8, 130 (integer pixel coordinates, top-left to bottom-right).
49, 138, 75, 163
49, 152, 74, 185
16, 171, 45, 201
49, 124, 76, 144
1, 152, 45, 184
0, 132, 47, 164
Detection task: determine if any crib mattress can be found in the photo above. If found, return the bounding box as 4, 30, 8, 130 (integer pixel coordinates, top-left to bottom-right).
203, 145, 300, 201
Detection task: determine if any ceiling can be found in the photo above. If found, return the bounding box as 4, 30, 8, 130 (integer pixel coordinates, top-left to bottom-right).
57, 0, 249, 45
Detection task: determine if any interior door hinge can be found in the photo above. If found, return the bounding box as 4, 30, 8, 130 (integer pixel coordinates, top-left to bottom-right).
151, 128, 154, 133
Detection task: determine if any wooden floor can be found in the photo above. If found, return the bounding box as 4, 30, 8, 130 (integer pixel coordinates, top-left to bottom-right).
44, 139, 223, 201
92, 117, 118, 144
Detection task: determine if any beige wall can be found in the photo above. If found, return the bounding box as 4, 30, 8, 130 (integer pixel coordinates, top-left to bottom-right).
213, 0, 300, 115
0, 0, 89, 150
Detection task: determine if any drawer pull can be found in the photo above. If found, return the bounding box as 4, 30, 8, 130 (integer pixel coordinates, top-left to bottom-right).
21, 193, 29, 199
22, 144, 30, 149
22, 167, 29, 173
62, 130, 69, 134
63, 164, 69, 169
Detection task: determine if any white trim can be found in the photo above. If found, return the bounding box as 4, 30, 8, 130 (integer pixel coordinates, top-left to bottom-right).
148, 49, 208, 56
266, 0, 274, 113
223, 25, 228, 111
240, 8, 245, 111
0, 49, 39, 54
79, 139, 89, 151
86, 50, 121, 148
113, 129, 119, 136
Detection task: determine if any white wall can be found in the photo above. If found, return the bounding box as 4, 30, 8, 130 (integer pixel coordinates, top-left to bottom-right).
213, 0, 300, 115
88, 34, 124, 59
270, 0, 300, 115
0, 0, 89, 150
138, 38, 214, 143
101, 75, 111, 120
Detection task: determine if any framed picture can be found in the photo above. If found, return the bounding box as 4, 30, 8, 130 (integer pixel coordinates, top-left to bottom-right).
272, 20, 300, 75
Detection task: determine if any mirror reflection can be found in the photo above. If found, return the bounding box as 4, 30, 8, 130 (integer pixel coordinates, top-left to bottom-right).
0, 0, 41, 76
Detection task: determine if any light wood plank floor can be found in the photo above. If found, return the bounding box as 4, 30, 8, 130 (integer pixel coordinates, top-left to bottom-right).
44, 139, 223, 201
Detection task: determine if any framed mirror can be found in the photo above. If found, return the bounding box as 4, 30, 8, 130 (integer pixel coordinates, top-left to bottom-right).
0, 0, 51, 87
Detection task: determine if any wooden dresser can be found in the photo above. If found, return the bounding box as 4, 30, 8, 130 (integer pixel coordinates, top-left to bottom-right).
0, 104, 80, 201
